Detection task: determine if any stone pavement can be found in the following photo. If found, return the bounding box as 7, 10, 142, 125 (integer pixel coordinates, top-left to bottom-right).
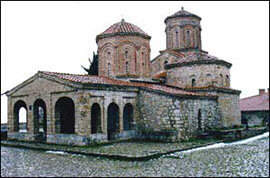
1, 136, 269, 177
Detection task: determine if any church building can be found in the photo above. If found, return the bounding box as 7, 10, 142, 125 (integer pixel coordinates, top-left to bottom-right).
5, 8, 241, 145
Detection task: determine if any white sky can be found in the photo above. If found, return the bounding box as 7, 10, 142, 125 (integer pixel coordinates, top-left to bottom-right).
1, 1, 269, 123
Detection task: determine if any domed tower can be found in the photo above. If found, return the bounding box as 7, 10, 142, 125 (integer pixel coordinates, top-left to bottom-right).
165, 7, 202, 51
96, 19, 151, 79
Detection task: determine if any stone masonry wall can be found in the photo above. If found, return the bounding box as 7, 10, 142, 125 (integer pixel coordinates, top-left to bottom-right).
137, 90, 220, 140
166, 64, 230, 88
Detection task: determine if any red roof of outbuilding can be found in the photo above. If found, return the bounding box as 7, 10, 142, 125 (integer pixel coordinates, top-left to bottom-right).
240, 93, 269, 111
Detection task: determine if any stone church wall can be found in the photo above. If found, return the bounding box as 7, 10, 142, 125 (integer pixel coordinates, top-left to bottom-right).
166, 64, 230, 88
137, 90, 220, 141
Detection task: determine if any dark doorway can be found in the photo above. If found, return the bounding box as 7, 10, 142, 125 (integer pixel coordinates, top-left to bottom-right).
13, 100, 28, 132
123, 103, 133, 130
198, 109, 202, 131
107, 103, 119, 140
55, 97, 75, 134
33, 99, 47, 140
91, 103, 101, 134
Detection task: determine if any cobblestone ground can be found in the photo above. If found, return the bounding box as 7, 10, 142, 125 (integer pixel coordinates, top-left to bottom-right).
1, 136, 269, 177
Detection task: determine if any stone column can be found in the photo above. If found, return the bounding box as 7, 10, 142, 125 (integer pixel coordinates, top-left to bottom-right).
7, 97, 14, 132
119, 104, 124, 132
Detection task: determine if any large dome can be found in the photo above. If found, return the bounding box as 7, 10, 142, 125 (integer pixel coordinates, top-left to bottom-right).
96, 19, 151, 42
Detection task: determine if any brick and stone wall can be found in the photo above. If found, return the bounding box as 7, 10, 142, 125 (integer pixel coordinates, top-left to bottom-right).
165, 17, 201, 50
151, 52, 178, 76
241, 111, 269, 127
137, 89, 220, 140
166, 64, 231, 88
97, 36, 151, 78
185, 88, 241, 128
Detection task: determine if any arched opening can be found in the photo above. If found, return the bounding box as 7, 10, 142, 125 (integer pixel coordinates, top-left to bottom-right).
226, 75, 230, 87
108, 63, 111, 76
107, 103, 119, 140
13, 100, 28, 132
55, 97, 75, 134
125, 61, 129, 74
198, 109, 202, 131
175, 31, 179, 48
91, 103, 102, 134
192, 78, 196, 87
186, 30, 191, 47
33, 99, 47, 138
123, 103, 133, 131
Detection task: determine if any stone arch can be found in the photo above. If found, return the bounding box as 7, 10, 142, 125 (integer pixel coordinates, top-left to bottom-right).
123, 103, 134, 130
91, 103, 102, 134
13, 100, 28, 132
55, 97, 75, 134
101, 46, 114, 77
107, 102, 120, 140
33, 99, 47, 137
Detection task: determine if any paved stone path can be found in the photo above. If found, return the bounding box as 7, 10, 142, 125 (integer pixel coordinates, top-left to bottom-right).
1, 136, 269, 177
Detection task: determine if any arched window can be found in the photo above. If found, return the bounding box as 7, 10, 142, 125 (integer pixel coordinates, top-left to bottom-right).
164, 60, 168, 65
226, 75, 230, 87
186, 30, 191, 47
125, 50, 128, 59
175, 31, 179, 48
108, 63, 111, 76
198, 109, 202, 130
192, 78, 196, 87
125, 61, 129, 74
123, 103, 133, 130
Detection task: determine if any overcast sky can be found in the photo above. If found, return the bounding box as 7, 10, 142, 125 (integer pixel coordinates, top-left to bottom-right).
1, 1, 269, 123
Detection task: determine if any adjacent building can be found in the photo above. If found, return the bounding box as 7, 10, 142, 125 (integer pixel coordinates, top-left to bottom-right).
240, 89, 269, 127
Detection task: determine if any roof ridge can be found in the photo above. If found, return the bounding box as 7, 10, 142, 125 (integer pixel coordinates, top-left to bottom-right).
240, 94, 268, 100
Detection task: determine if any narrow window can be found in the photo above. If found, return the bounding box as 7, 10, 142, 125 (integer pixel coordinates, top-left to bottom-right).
192, 78, 196, 87
108, 63, 111, 76
186, 30, 191, 47
125, 50, 128, 59
125, 61, 129, 73
226, 75, 230, 87
175, 31, 179, 48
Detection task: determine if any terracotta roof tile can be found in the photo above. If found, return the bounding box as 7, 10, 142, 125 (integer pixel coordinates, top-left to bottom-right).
240, 93, 269, 111
165, 7, 201, 23
96, 19, 150, 41
166, 51, 232, 68
40, 71, 214, 97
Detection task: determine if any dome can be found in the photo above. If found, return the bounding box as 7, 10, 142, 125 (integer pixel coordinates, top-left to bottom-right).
164, 7, 201, 23
96, 19, 151, 42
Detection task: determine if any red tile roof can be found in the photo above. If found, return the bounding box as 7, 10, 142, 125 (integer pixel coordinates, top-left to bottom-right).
40, 71, 214, 98
96, 19, 150, 41
165, 7, 201, 23
166, 52, 232, 69
240, 93, 269, 111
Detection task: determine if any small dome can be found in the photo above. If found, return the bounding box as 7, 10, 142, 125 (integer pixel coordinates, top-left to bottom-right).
96, 19, 151, 42
165, 7, 201, 23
